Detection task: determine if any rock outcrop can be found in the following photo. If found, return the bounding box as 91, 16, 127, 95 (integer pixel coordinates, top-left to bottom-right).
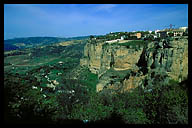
80, 37, 188, 92
138, 38, 188, 81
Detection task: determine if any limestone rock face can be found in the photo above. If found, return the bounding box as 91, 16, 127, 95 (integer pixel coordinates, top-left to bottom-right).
81, 40, 105, 74
122, 74, 145, 92
80, 58, 88, 66
81, 38, 188, 92
138, 38, 188, 81
81, 40, 144, 76
113, 47, 143, 71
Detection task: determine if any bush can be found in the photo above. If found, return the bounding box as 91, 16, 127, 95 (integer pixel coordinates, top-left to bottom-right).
116, 40, 146, 49
118, 108, 149, 124
159, 83, 188, 124
55, 79, 89, 115
143, 74, 188, 124
112, 88, 149, 124
69, 92, 113, 121
4, 65, 188, 124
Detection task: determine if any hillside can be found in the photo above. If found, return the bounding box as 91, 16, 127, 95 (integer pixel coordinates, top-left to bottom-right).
4, 35, 188, 124
4, 36, 89, 51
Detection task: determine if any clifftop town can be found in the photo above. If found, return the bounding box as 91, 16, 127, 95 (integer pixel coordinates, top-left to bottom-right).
80, 28, 188, 92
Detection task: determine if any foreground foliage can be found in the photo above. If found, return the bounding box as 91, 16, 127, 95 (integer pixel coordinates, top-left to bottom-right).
4, 71, 188, 124
4, 43, 188, 124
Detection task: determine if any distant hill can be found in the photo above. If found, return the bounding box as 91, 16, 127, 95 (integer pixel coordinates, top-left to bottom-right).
4, 36, 89, 51
4, 43, 19, 51
66, 36, 91, 40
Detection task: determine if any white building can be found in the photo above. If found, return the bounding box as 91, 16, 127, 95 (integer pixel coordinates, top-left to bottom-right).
121, 35, 125, 40
58, 61, 63, 64
153, 35, 158, 38
155, 30, 161, 34
179, 27, 188, 32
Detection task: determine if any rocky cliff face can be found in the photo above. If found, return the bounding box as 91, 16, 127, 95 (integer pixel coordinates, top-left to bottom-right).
138, 38, 188, 82
80, 37, 188, 92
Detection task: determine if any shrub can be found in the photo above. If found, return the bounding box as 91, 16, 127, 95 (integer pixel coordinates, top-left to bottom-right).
69, 92, 113, 121
159, 83, 188, 124
116, 40, 147, 49
118, 108, 149, 124
143, 75, 188, 124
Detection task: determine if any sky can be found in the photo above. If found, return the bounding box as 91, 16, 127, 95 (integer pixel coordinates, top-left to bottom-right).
4, 4, 188, 39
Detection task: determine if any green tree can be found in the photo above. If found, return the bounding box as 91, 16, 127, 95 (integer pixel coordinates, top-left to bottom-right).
143, 69, 188, 124
113, 88, 149, 124
90, 35, 94, 40
69, 91, 113, 121
168, 32, 174, 37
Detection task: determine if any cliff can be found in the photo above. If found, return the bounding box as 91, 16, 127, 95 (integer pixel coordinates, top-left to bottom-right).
80, 37, 188, 92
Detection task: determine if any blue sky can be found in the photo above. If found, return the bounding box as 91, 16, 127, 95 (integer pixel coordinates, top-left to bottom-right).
4, 4, 188, 39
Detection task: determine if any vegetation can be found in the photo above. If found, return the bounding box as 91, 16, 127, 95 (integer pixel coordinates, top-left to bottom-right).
143, 78, 188, 124
68, 72, 188, 124
4, 36, 89, 51
79, 69, 99, 91
4, 67, 188, 124
96, 31, 141, 40
4, 36, 188, 124
111, 40, 147, 49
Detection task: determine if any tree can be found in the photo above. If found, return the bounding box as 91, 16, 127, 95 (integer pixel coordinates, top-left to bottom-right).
69, 91, 113, 121
142, 69, 188, 124
89, 35, 94, 40
151, 31, 155, 34
183, 32, 188, 36
118, 108, 149, 124
177, 34, 181, 36
112, 88, 149, 124
168, 32, 174, 37
158, 81, 188, 124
